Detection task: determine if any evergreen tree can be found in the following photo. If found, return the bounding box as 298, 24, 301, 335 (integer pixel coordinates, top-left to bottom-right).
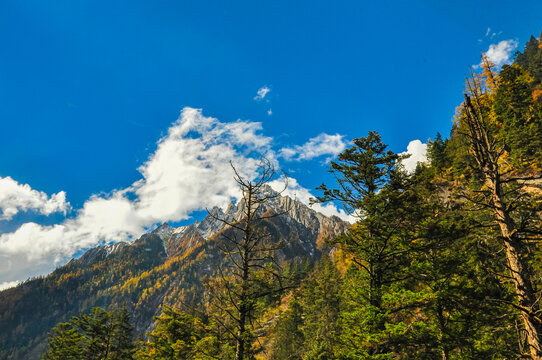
42, 307, 135, 360
75, 307, 114, 360
110, 308, 135, 360
494, 63, 542, 169
315, 132, 425, 358
427, 132, 448, 172
42, 322, 84, 360
269, 296, 304, 360
406, 169, 518, 359
515, 35, 542, 83
134, 305, 205, 360
300, 255, 342, 360
459, 72, 542, 358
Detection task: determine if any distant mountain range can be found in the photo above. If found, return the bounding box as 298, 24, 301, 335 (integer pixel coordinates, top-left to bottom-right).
0, 188, 348, 360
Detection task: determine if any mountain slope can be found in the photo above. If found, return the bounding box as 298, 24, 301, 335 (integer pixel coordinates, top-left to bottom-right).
0, 191, 348, 360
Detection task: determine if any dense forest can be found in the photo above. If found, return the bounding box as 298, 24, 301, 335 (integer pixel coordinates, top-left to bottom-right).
2, 32, 542, 359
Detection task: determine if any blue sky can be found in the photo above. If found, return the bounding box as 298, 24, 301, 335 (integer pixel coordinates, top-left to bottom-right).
0, 0, 541, 287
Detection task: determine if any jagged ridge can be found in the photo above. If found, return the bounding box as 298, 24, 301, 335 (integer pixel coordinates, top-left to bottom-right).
0, 191, 349, 360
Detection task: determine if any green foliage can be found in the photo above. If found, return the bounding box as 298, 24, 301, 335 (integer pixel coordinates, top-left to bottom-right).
0, 233, 169, 360
8, 29, 542, 360
110, 308, 135, 360
42, 307, 134, 360
515, 34, 542, 83
42, 322, 84, 360
494, 63, 542, 168
300, 256, 342, 360
269, 296, 304, 360
134, 305, 206, 360
315, 132, 434, 358
426, 132, 449, 172
315, 131, 402, 213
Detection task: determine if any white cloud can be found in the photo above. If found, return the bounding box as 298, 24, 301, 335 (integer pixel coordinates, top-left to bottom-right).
400, 139, 427, 173
254, 86, 271, 101
268, 177, 353, 223
280, 133, 346, 161
0, 107, 351, 284
0, 280, 19, 291
131, 107, 272, 223
483, 39, 518, 67
0, 177, 69, 220
0, 108, 273, 282
478, 28, 503, 42
267, 109, 272, 116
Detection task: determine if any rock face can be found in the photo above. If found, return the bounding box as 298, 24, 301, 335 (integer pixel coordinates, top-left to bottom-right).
0, 191, 349, 360
155, 186, 348, 260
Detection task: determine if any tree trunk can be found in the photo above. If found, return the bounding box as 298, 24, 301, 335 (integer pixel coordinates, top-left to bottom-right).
235, 188, 252, 360
235, 261, 249, 360
436, 303, 449, 360
490, 178, 542, 359
464, 93, 542, 359
235, 309, 246, 360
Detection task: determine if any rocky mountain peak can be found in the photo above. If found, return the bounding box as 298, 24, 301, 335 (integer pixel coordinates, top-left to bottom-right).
154, 191, 349, 259
151, 222, 175, 239
0, 186, 350, 360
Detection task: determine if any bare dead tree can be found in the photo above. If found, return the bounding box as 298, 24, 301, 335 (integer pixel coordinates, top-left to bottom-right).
461, 70, 542, 359
206, 158, 291, 360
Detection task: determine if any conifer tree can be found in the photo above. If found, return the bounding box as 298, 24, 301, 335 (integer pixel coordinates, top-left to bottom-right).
459, 70, 542, 359
76, 307, 114, 360
269, 295, 304, 360
427, 132, 448, 172
42, 307, 135, 360
300, 255, 342, 360
42, 322, 84, 360
110, 307, 134, 360
515, 35, 542, 83
406, 168, 518, 359
494, 63, 542, 168
315, 132, 425, 358
134, 305, 205, 360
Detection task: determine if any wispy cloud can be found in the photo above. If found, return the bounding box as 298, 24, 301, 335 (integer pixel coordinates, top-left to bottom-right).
0, 177, 69, 220
254, 86, 271, 101
478, 27, 502, 42
280, 133, 347, 162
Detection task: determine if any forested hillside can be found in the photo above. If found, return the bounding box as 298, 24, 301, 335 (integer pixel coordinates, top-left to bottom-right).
1, 32, 542, 360
0, 177, 347, 359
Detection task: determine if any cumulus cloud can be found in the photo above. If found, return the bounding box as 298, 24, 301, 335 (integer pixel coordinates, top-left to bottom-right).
0, 108, 351, 284
0, 108, 274, 282
0, 177, 68, 220
280, 133, 346, 161
269, 177, 353, 223
400, 140, 428, 173
254, 86, 271, 101
0, 280, 19, 291
483, 39, 518, 67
